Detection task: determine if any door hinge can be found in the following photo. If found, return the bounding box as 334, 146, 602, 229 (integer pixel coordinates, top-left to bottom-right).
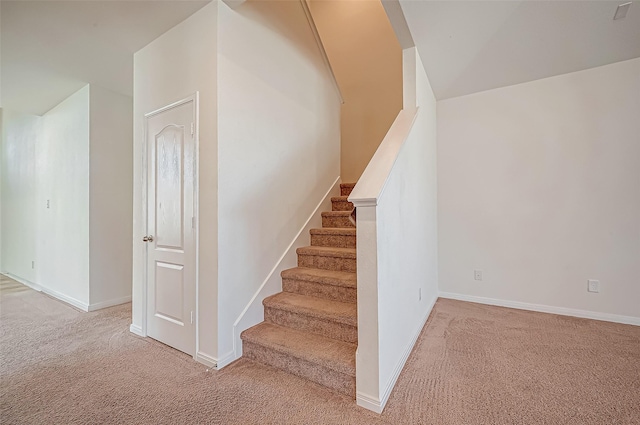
190, 311, 194, 324
190, 122, 194, 136
191, 216, 195, 229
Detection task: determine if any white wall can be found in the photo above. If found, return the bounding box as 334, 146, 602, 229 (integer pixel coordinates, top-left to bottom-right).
38, 86, 91, 305
376, 49, 438, 405
351, 48, 438, 413
216, 0, 341, 363
3, 84, 133, 309
438, 58, 640, 323
132, 1, 218, 359
1, 110, 40, 283
89, 85, 133, 307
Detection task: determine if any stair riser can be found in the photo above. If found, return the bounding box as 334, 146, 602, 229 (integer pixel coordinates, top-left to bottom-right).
282, 278, 357, 303
265, 307, 357, 344
332, 200, 354, 212
322, 215, 355, 228
340, 186, 355, 197
243, 341, 355, 397
311, 234, 356, 249
298, 253, 356, 273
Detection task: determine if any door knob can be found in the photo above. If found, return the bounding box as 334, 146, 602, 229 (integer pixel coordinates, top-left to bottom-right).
143, 235, 154, 242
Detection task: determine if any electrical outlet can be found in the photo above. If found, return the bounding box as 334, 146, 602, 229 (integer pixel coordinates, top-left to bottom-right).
32, 261, 35, 269
419, 288, 422, 301
588, 279, 600, 293
474, 270, 483, 281
46, 200, 50, 209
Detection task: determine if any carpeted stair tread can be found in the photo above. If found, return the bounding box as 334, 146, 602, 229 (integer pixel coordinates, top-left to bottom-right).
241, 322, 356, 376
296, 246, 356, 259
281, 267, 356, 289
310, 227, 355, 236
264, 292, 357, 327
330, 196, 354, 212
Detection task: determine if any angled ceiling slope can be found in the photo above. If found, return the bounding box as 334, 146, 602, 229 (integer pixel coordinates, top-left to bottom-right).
399, 0, 640, 100
1, 0, 209, 116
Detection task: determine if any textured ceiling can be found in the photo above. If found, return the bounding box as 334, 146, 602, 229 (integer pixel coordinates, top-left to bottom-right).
400, 0, 640, 100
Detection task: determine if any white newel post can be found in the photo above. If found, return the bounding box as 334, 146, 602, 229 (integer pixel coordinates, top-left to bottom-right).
352, 203, 382, 411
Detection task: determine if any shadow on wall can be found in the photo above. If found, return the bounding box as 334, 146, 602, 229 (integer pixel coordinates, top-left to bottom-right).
308, 0, 403, 183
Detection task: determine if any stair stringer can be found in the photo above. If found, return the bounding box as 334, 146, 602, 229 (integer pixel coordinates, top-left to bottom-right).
229, 177, 341, 365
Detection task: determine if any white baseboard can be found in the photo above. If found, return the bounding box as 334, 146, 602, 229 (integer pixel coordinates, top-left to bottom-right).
41, 287, 89, 312
194, 350, 235, 370
2, 272, 91, 312
196, 351, 219, 368
2, 272, 42, 292
129, 324, 145, 337
230, 176, 342, 365
3, 273, 131, 314
382, 294, 438, 412
439, 292, 640, 327
88, 295, 132, 311
357, 293, 438, 414
356, 391, 384, 414
214, 351, 236, 370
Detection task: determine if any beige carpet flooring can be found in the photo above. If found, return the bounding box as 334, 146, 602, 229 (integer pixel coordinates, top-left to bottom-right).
1, 275, 639, 424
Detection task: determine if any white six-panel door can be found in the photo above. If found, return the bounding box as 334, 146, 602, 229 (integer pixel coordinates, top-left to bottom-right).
145, 98, 196, 356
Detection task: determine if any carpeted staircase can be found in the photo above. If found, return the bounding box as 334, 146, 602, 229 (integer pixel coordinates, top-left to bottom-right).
241, 182, 357, 397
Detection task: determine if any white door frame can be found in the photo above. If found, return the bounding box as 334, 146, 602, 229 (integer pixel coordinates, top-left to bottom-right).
141, 93, 200, 359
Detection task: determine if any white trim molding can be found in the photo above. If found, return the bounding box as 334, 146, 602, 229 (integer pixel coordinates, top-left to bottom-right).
40, 287, 89, 312
196, 351, 219, 369
357, 294, 438, 414
300, 0, 344, 105
379, 295, 438, 410
348, 108, 418, 208
88, 296, 132, 312
356, 391, 384, 414
381, 0, 415, 49
129, 324, 145, 337
2, 273, 42, 292
214, 351, 236, 370
439, 292, 640, 327
2, 273, 131, 313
